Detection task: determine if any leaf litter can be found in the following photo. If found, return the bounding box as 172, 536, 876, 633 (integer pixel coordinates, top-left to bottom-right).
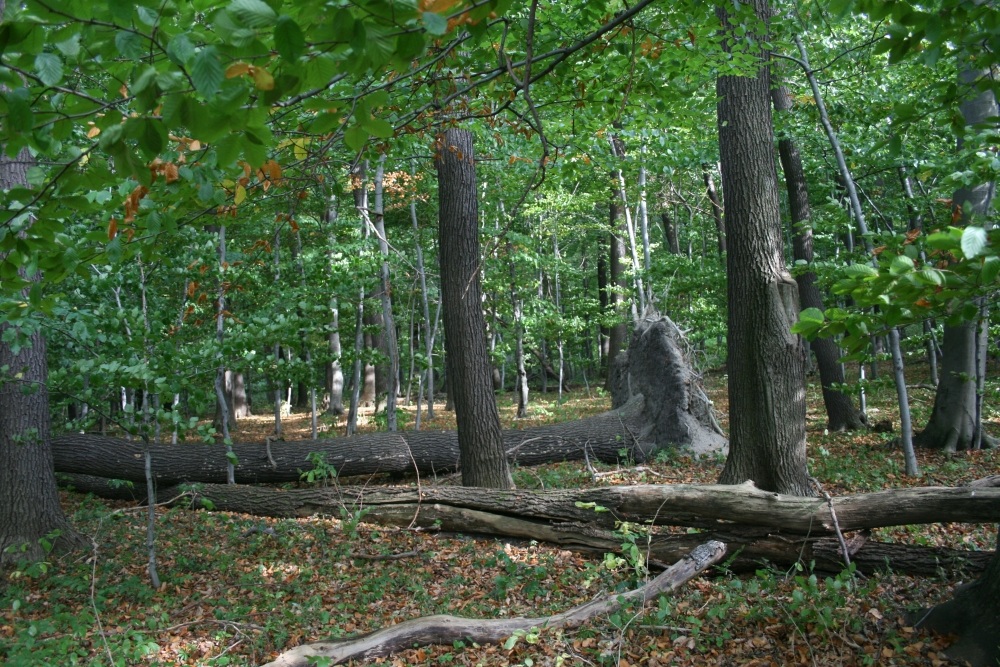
1, 362, 997, 666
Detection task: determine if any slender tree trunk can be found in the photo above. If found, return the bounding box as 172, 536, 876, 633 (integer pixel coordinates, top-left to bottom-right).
214, 225, 235, 484
596, 243, 610, 367
507, 239, 530, 418
371, 156, 399, 431
793, 35, 918, 473
410, 160, 435, 421
272, 224, 284, 436
606, 199, 628, 388
899, 166, 941, 385
703, 163, 726, 256
435, 129, 513, 489
772, 83, 864, 432
609, 133, 646, 313
715, 0, 811, 496
324, 198, 345, 416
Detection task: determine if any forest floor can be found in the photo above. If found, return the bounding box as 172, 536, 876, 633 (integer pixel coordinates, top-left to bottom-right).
2, 362, 999, 667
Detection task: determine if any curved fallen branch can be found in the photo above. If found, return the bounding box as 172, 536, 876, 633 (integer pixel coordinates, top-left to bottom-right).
261, 540, 727, 667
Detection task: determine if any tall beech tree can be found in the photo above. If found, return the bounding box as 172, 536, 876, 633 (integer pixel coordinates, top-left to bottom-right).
435, 129, 513, 489
715, 0, 811, 496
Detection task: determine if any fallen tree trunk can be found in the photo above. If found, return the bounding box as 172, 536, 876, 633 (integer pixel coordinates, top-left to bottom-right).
52, 396, 651, 485
51, 316, 728, 486
261, 540, 727, 667
63, 476, 998, 576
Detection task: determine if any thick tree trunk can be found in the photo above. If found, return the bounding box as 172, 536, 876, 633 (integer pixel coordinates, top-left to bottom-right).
771, 83, 865, 432
261, 541, 726, 667
915, 528, 1000, 667
0, 313, 86, 563
435, 129, 513, 488
715, 1, 811, 496
0, 139, 86, 563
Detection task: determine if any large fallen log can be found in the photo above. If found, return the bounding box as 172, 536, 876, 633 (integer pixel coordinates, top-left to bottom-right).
260, 540, 727, 667
63, 476, 998, 576
51, 397, 651, 485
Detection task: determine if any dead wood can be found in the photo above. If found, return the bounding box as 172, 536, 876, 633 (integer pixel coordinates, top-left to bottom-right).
260, 540, 726, 667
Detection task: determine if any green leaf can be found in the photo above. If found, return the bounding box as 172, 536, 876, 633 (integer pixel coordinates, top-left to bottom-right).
916, 267, 945, 286
842, 263, 878, 278
228, 0, 277, 28
365, 116, 394, 139
889, 254, 914, 275
274, 16, 305, 61
166, 33, 196, 66
344, 123, 368, 152
798, 307, 824, 324
115, 31, 145, 60
4, 88, 33, 132
422, 12, 448, 36
925, 227, 962, 251
961, 226, 987, 259
192, 47, 224, 99
981, 255, 1000, 285
34, 53, 64, 86
54, 31, 82, 58
226, 450, 240, 465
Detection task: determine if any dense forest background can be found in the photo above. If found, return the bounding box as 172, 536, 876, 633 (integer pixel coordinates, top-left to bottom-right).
1, 0, 999, 665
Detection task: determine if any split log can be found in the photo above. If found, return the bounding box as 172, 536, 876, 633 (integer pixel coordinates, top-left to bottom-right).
260, 540, 727, 667
63, 477, 998, 577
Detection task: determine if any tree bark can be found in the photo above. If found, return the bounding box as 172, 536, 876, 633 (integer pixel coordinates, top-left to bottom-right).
702, 163, 726, 256
606, 199, 628, 389
63, 477, 998, 579
0, 145, 85, 563
54, 396, 657, 486
915, 528, 1000, 667
260, 541, 726, 667
435, 129, 513, 488
715, 0, 811, 496
771, 83, 865, 432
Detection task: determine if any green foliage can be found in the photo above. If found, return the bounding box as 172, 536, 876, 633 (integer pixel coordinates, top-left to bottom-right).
794, 225, 998, 358
299, 451, 337, 486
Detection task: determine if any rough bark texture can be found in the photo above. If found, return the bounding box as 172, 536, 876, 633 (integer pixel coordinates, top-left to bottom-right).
609, 315, 726, 455
436, 129, 513, 488
915, 321, 996, 451
661, 211, 680, 255
0, 314, 86, 563
0, 140, 86, 564
63, 478, 998, 579
772, 84, 865, 432
715, 0, 811, 496
260, 541, 727, 667
52, 396, 659, 485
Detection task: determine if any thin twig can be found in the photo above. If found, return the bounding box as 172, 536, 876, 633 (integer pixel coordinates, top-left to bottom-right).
810, 477, 852, 569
